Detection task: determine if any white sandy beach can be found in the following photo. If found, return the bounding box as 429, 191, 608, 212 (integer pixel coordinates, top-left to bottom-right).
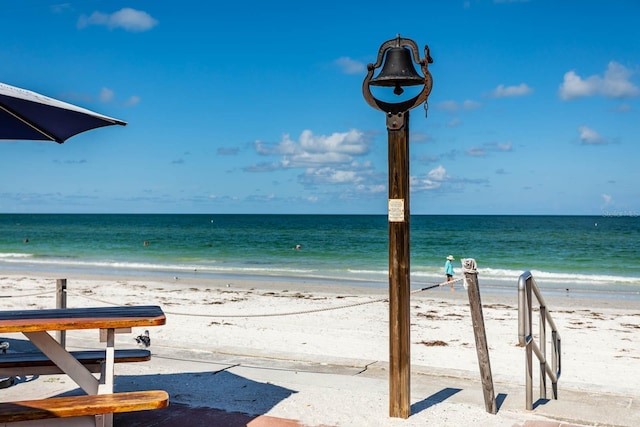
0, 271, 638, 426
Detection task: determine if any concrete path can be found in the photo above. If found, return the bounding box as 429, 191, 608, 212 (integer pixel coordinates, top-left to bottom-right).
115, 347, 638, 426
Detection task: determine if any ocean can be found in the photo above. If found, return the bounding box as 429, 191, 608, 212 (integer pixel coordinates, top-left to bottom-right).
0, 214, 638, 300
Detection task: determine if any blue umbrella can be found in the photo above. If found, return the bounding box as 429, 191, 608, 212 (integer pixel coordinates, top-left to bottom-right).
0, 82, 126, 143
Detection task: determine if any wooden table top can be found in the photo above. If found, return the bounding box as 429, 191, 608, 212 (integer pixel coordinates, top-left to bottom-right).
0, 305, 166, 333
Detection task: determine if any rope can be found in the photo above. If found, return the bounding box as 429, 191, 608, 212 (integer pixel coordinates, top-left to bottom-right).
169, 296, 389, 318
65, 291, 122, 307
412, 277, 464, 293
67, 277, 465, 318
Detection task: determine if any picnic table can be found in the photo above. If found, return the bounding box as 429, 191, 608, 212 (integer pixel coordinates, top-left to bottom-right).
0, 305, 168, 426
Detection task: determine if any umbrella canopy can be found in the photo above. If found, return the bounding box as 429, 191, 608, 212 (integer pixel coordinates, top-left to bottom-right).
0, 82, 126, 143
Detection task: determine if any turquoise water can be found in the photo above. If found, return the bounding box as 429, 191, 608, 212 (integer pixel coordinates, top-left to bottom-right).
0, 214, 638, 298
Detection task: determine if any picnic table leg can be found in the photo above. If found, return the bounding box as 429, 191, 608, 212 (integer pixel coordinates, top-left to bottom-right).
23, 332, 99, 395
96, 328, 115, 427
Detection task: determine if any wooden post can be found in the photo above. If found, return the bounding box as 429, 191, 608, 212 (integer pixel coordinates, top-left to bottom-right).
462, 259, 497, 414
56, 279, 67, 348
387, 111, 411, 418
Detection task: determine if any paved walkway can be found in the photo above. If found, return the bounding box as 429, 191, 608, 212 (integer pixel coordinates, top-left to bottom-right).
111, 347, 637, 427
122, 407, 606, 427
120, 404, 585, 427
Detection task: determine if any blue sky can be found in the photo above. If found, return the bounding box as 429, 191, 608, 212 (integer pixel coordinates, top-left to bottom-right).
1, 1, 639, 215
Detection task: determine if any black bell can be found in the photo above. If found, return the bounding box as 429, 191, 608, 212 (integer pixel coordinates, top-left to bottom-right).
369, 47, 424, 95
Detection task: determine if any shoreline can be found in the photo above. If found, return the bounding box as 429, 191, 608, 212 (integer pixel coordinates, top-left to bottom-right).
2, 266, 639, 305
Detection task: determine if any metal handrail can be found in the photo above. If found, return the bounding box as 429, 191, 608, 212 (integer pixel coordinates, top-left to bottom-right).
518, 271, 561, 410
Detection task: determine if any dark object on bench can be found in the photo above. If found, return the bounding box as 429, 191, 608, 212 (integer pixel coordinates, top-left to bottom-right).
135, 330, 151, 347
0, 390, 169, 423
0, 376, 14, 389
0, 349, 150, 376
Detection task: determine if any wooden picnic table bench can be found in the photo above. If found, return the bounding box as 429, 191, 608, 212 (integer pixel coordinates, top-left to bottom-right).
0, 390, 168, 425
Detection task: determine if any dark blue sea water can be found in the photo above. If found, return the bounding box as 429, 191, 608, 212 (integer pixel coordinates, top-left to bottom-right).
0, 214, 638, 299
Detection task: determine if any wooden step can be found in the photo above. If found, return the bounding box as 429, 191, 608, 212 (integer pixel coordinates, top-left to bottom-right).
0, 390, 169, 423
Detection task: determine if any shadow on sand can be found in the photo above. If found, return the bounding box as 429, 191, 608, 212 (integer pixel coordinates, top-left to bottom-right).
0, 337, 298, 425
112, 370, 298, 426
411, 387, 462, 415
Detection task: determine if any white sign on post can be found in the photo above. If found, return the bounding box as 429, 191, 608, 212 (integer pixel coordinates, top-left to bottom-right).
388, 199, 405, 222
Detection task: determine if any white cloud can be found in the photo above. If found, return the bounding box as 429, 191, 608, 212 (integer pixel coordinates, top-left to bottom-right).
427, 165, 448, 181
298, 160, 379, 188
491, 83, 533, 97
369, 184, 386, 194
249, 129, 379, 190
446, 118, 462, 128
124, 95, 141, 106
411, 177, 441, 190
286, 151, 354, 165
466, 147, 486, 157
411, 165, 449, 191
99, 87, 114, 102
98, 88, 140, 106
602, 193, 613, 206
436, 100, 459, 112
303, 167, 362, 184
559, 71, 593, 99
299, 129, 368, 155
244, 162, 280, 172
436, 100, 482, 112
466, 141, 513, 157
578, 126, 607, 144
559, 61, 640, 100
78, 8, 158, 32
486, 141, 513, 152
255, 136, 297, 156
217, 147, 239, 155
255, 129, 370, 167
335, 57, 366, 75
51, 3, 72, 14
496, 142, 512, 151
462, 100, 482, 110
410, 131, 430, 143
613, 103, 632, 112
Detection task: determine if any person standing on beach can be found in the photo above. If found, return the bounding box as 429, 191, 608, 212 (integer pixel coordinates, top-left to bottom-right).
444, 255, 455, 291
